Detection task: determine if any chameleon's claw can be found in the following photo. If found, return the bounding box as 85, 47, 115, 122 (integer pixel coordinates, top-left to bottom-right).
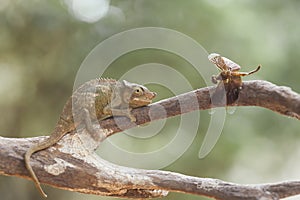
129, 114, 136, 122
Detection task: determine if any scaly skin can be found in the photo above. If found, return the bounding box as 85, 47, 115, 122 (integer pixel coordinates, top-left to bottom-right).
24, 78, 156, 197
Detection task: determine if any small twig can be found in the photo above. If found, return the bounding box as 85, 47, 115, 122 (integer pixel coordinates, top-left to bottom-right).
0, 80, 299, 199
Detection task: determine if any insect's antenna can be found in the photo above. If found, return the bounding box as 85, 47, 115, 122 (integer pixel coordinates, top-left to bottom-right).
247, 65, 261, 75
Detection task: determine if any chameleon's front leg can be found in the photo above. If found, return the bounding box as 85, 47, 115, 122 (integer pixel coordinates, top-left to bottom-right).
82, 107, 136, 141
103, 106, 136, 122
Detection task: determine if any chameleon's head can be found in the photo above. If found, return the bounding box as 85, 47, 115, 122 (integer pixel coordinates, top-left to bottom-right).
122, 80, 157, 108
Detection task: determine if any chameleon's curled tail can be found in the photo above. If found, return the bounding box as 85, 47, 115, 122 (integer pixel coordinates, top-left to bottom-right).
24, 119, 73, 198
25, 145, 48, 198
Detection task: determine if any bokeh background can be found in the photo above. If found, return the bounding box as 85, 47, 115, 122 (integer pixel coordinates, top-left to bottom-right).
0, 0, 299, 200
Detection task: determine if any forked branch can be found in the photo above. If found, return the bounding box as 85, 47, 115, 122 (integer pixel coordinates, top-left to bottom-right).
0, 80, 299, 200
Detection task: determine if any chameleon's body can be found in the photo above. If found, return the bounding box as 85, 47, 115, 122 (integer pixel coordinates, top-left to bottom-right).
24, 78, 156, 197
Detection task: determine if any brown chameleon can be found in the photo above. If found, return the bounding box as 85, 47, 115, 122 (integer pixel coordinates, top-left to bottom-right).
24, 78, 156, 197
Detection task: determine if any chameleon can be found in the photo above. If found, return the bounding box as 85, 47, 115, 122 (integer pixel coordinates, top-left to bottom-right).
24, 78, 157, 197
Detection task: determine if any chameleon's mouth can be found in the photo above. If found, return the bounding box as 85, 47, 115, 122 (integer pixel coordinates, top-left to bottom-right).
131, 92, 157, 106
132, 97, 152, 104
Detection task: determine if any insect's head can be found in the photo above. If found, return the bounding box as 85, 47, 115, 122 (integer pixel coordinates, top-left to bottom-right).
208, 53, 222, 65
208, 53, 227, 71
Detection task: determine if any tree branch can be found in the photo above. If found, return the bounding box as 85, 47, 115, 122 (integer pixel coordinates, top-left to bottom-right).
101, 80, 299, 138
0, 80, 299, 199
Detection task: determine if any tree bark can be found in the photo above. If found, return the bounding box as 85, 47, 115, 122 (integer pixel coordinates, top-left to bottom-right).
0, 80, 299, 199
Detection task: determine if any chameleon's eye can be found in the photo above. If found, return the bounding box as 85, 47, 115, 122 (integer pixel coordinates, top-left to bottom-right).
134, 87, 144, 95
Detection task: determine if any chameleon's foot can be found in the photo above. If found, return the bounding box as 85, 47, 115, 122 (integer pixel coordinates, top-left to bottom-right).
128, 113, 136, 122
121, 108, 136, 122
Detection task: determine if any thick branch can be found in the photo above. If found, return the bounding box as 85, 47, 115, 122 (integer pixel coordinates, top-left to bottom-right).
0, 80, 299, 199
1, 136, 300, 200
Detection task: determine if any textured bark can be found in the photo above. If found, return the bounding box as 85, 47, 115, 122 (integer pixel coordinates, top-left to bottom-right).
0, 80, 299, 199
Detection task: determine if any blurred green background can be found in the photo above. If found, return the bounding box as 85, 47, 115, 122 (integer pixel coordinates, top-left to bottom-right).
0, 0, 299, 200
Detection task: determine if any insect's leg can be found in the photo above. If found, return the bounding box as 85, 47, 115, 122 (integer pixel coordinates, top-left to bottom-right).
237, 65, 261, 76
211, 75, 218, 84
211, 73, 223, 84
248, 65, 261, 75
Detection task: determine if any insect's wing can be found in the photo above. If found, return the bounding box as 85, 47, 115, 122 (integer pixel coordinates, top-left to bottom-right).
211, 82, 227, 106
208, 53, 227, 71
222, 57, 241, 71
